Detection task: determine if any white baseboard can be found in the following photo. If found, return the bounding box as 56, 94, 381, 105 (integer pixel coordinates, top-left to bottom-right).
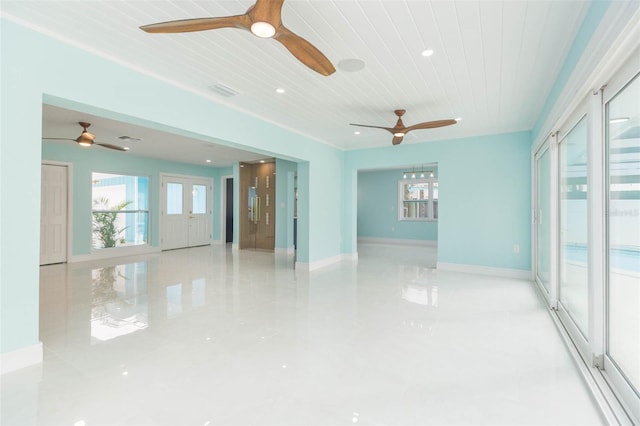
275, 247, 295, 255
70, 245, 161, 263
437, 262, 532, 280
295, 253, 358, 271
343, 252, 358, 262
296, 254, 342, 271
1, 342, 43, 374
358, 237, 437, 247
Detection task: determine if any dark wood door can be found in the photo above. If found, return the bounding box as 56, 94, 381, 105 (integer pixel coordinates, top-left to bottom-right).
239, 162, 276, 250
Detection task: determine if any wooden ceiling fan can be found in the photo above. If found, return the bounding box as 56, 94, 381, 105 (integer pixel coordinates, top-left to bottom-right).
43, 122, 128, 151
350, 110, 458, 145
139, 0, 335, 76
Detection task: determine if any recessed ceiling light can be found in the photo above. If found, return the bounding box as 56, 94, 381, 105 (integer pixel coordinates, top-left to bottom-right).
276, 87, 285, 94
123, 147, 130, 151
354, 131, 361, 135
455, 117, 462, 122
610, 117, 629, 123
421, 48, 434, 57
259, 160, 265, 163
206, 159, 211, 163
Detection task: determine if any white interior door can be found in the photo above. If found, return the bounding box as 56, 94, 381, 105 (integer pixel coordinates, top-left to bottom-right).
161, 175, 212, 250
187, 180, 212, 247
40, 164, 68, 265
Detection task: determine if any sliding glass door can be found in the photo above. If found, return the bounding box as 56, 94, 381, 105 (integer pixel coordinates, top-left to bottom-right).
533, 47, 639, 422
535, 146, 551, 294
558, 117, 590, 340
605, 72, 639, 408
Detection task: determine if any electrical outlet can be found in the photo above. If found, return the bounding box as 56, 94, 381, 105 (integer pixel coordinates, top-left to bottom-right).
513, 244, 520, 254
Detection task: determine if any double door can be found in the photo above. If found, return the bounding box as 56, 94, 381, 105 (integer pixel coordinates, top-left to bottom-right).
161, 175, 212, 250
240, 162, 276, 250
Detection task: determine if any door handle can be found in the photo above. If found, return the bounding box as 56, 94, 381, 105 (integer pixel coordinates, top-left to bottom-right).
253, 196, 260, 224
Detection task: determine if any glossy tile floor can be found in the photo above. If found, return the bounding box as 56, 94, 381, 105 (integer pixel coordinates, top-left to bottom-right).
2, 244, 605, 425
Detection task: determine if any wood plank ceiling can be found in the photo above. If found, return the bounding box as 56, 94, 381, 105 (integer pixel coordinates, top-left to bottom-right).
2, 0, 589, 164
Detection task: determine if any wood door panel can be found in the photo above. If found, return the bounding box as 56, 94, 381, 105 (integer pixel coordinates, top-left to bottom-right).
240, 162, 276, 251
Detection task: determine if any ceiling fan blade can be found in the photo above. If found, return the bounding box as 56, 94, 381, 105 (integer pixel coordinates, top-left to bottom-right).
42, 137, 74, 141
140, 15, 251, 33
250, 0, 284, 25
349, 123, 395, 133
96, 143, 128, 152
273, 26, 335, 76
405, 119, 458, 132
392, 135, 404, 145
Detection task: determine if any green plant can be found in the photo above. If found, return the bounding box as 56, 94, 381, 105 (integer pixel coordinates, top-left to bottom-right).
92, 197, 132, 248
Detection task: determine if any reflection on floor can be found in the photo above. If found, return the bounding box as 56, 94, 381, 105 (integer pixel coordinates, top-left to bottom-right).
2, 244, 604, 425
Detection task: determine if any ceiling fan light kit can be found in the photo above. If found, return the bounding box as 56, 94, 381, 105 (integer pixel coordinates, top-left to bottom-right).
44, 122, 128, 152
140, 0, 336, 76
76, 121, 94, 146
77, 137, 93, 147
350, 109, 458, 146
250, 21, 276, 38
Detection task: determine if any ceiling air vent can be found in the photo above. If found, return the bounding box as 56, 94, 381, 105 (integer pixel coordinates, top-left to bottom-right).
117, 136, 142, 142
209, 82, 241, 97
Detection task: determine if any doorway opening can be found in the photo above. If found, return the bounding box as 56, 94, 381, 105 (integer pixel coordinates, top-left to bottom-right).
223, 176, 234, 244
356, 165, 438, 268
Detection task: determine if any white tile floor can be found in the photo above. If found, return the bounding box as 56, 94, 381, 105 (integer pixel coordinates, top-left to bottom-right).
2, 243, 605, 425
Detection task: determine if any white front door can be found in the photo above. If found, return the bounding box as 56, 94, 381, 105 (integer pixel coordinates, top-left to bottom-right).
40, 164, 68, 265
161, 175, 212, 250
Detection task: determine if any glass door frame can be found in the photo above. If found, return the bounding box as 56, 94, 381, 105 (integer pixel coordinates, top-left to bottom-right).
601, 55, 640, 422
533, 140, 556, 306
555, 105, 592, 360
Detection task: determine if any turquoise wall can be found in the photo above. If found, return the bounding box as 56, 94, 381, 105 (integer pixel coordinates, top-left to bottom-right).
0, 19, 343, 355
358, 168, 438, 241
42, 142, 224, 254
0, 0, 616, 360
345, 132, 532, 271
